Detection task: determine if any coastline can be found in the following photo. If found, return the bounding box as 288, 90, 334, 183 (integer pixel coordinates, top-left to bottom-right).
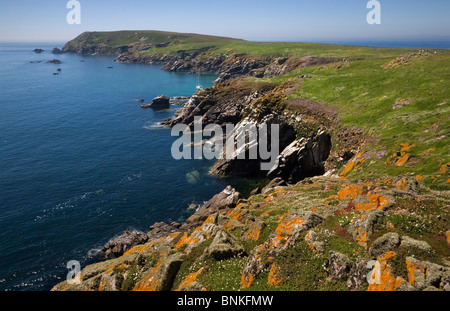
47, 33, 450, 292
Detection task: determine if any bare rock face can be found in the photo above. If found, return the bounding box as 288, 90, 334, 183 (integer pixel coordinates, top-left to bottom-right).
102, 231, 149, 259
211, 114, 297, 177
329, 251, 353, 281
267, 130, 332, 183
185, 186, 242, 227
249, 56, 335, 78
147, 221, 183, 241
261, 177, 288, 194
102, 222, 183, 259
141, 95, 170, 109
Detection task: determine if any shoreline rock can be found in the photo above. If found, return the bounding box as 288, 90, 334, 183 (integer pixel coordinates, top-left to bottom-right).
52, 47, 64, 54
141, 95, 170, 109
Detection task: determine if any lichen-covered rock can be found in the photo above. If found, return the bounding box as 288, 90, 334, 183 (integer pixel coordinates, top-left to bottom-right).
348, 209, 384, 248
266, 212, 324, 258
329, 251, 353, 281
241, 211, 323, 288
176, 268, 206, 291
151, 253, 184, 291
367, 251, 408, 291
185, 186, 242, 227
202, 229, 246, 260
347, 259, 370, 291
241, 220, 266, 242
405, 257, 449, 290
304, 230, 326, 255
400, 236, 433, 254
175, 223, 221, 254
370, 232, 401, 258
102, 231, 149, 259
133, 252, 184, 291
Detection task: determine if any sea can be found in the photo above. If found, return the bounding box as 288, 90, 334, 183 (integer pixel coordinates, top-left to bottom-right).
0, 42, 238, 291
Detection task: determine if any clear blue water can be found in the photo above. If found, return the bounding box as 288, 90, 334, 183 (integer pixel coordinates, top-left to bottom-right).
0, 43, 231, 291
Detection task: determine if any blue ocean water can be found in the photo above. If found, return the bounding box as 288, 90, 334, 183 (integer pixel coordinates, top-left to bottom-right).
0, 43, 230, 291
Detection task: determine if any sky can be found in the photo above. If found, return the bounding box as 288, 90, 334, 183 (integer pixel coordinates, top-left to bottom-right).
0, 0, 449, 43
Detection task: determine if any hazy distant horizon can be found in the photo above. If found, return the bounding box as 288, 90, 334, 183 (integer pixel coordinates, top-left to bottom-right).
1, 0, 449, 44
1, 33, 450, 50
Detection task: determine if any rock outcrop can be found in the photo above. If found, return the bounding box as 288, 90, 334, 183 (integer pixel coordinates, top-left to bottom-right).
267, 130, 332, 183
52, 47, 64, 54
185, 186, 242, 228
141, 95, 170, 109
103, 231, 149, 259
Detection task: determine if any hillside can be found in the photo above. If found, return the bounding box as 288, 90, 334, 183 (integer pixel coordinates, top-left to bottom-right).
62, 30, 245, 55
53, 31, 450, 292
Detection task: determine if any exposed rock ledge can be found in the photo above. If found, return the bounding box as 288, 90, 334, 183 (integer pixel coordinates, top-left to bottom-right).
102, 186, 241, 259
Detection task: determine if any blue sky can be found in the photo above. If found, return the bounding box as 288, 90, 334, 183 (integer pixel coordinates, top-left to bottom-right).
0, 0, 449, 42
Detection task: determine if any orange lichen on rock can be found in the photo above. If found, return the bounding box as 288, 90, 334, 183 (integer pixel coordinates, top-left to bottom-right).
340, 152, 365, 176
415, 175, 423, 182
123, 232, 181, 257
395, 154, 409, 166
269, 214, 305, 249
336, 184, 362, 200
203, 215, 216, 225
367, 251, 406, 291
405, 258, 425, 286
241, 273, 255, 289
222, 220, 236, 231
264, 195, 275, 203
242, 223, 261, 241
225, 209, 244, 221
176, 268, 205, 291
133, 255, 166, 291
304, 231, 321, 255
355, 227, 368, 247
386, 143, 415, 167
350, 214, 369, 248
400, 143, 415, 152
175, 227, 204, 251
395, 177, 408, 191
268, 264, 282, 286
355, 193, 391, 211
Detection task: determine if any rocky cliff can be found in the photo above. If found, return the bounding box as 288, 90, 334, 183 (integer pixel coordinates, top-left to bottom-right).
54, 32, 450, 292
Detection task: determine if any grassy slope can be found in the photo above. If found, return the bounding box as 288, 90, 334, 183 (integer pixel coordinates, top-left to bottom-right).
260, 48, 450, 190
134, 32, 449, 188
65, 30, 245, 48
